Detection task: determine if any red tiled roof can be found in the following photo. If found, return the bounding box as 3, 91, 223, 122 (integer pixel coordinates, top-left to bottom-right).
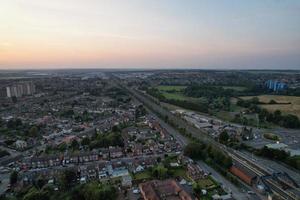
139, 179, 192, 200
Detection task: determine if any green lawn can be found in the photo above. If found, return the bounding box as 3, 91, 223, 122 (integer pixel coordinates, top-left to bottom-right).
222, 86, 247, 91
215, 111, 234, 122
161, 92, 188, 101
156, 85, 208, 103
133, 171, 152, 180
156, 85, 189, 101
157, 85, 186, 91
193, 177, 222, 200
170, 167, 190, 180
197, 177, 217, 190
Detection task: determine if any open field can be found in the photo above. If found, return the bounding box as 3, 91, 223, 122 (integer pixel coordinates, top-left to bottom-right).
156, 85, 186, 91
241, 95, 300, 104
240, 95, 300, 118
156, 85, 197, 101
222, 86, 247, 91
161, 92, 189, 101
260, 104, 300, 118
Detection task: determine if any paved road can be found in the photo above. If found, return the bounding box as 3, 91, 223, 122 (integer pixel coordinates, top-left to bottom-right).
153, 110, 255, 199
196, 160, 258, 200
151, 114, 188, 146
0, 173, 9, 195
121, 82, 260, 199
154, 110, 260, 199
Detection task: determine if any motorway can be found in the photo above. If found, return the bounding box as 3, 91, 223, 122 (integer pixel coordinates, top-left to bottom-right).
112, 77, 300, 200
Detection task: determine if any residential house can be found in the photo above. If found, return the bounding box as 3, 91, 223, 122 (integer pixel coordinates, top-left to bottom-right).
187, 163, 206, 181
139, 179, 192, 200
109, 146, 123, 159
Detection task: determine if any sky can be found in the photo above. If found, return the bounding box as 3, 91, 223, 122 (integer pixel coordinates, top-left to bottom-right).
0, 0, 299, 70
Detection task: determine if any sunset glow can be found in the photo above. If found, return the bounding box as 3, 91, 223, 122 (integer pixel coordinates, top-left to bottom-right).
0, 0, 299, 69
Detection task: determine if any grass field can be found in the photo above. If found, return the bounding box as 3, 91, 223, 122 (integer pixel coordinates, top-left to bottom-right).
161, 92, 189, 101
222, 86, 247, 91
156, 85, 192, 101
157, 85, 186, 91
241, 95, 300, 118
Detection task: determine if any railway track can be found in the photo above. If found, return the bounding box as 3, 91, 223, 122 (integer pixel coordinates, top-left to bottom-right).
228, 150, 299, 200
113, 77, 300, 200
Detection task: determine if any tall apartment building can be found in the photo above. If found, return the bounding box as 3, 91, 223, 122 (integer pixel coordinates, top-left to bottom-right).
0, 88, 7, 98
6, 82, 36, 98
265, 80, 288, 92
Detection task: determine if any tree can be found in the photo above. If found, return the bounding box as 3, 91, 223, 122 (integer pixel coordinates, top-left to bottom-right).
70, 185, 85, 200
58, 142, 67, 152
70, 140, 80, 151
83, 182, 117, 200
219, 131, 229, 144
28, 126, 39, 137
184, 142, 207, 160
23, 187, 50, 200
0, 149, 10, 158
192, 182, 203, 197
35, 176, 46, 189
81, 137, 90, 146
112, 125, 120, 133
7, 119, 22, 129
273, 110, 282, 122
164, 115, 169, 122
269, 99, 277, 104
251, 97, 259, 104
258, 109, 268, 122
60, 170, 77, 190
281, 114, 300, 128
152, 165, 168, 180
223, 156, 233, 169
11, 96, 17, 103
10, 171, 18, 185
157, 157, 161, 163
15, 118, 22, 127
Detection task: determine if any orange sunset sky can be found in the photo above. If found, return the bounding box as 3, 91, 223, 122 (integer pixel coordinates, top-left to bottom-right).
0, 0, 300, 69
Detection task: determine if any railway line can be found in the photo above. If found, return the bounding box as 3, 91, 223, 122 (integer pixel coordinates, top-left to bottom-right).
112, 77, 300, 200
229, 150, 299, 200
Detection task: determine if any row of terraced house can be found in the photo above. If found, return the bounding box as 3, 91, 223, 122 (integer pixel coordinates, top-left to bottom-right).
21, 147, 123, 169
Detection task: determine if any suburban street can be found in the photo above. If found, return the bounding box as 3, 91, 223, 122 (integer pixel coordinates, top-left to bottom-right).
126, 83, 262, 200
117, 79, 300, 200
